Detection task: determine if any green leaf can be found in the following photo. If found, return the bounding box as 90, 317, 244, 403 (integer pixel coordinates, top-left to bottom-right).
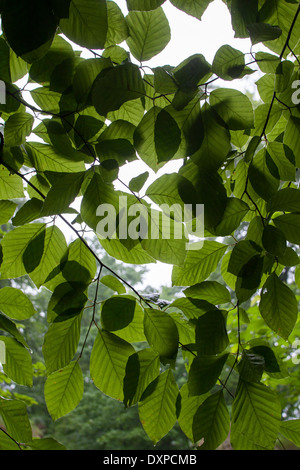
0, 336, 32, 387
0, 165, 24, 200
0, 37, 11, 83
231, 379, 281, 450
273, 213, 300, 245
173, 54, 211, 88
126, 8, 171, 61
73, 57, 112, 106
12, 199, 43, 227
108, 299, 146, 343
0, 313, 29, 348
92, 63, 145, 115
247, 340, 286, 378
170, 0, 213, 20
146, 173, 189, 214
255, 51, 281, 73
212, 198, 250, 236
275, 60, 294, 93
192, 390, 230, 450
248, 148, 280, 201
259, 272, 298, 339
25, 142, 85, 173
47, 282, 87, 322
1, 0, 57, 62
4, 112, 34, 147
0, 398, 32, 443
105, 1, 129, 48
51, 0, 72, 19
228, 240, 262, 277
128, 171, 149, 193
188, 354, 229, 395
153, 66, 178, 94
123, 348, 160, 407
144, 308, 179, 361
183, 169, 228, 231
134, 107, 172, 171
183, 281, 231, 305
63, 239, 96, 284
26, 174, 50, 201
0, 287, 36, 321
280, 420, 300, 447
284, 116, 300, 167
0, 200, 17, 224
168, 297, 215, 320
0, 223, 46, 279
226, 0, 258, 38
258, 0, 300, 56
24, 226, 68, 289
43, 314, 82, 374
101, 296, 136, 331
138, 369, 178, 444
267, 142, 296, 182
59, 0, 108, 49
237, 350, 265, 383
0, 82, 22, 114
126, 0, 166, 10
267, 188, 300, 213
29, 35, 74, 85
244, 135, 261, 163
190, 106, 231, 172
49, 56, 83, 94
45, 119, 83, 160
107, 99, 145, 127
40, 172, 85, 216
154, 108, 181, 163
172, 241, 228, 286
73, 115, 104, 149
262, 225, 287, 257
24, 438, 66, 451
29, 87, 61, 115
212, 45, 247, 81
45, 361, 84, 421
0, 431, 20, 450
140, 207, 188, 266
277, 246, 300, 267
235, 255, 264, 302
100, 275, 126, 294
253, 103, 283, 137
177, 384, 209, 442
210, 88, 254, 130
10, 51, 27, 84
90, 330, 135, 401
248, 23, 282, 45
195, 310, 229, 356
99, 236, 156, 265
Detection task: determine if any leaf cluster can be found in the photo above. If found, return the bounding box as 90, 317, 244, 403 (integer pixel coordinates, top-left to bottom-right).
0, 0, 300, 451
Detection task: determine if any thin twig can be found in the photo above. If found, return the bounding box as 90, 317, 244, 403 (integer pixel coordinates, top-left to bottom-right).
0, 427, 22, 450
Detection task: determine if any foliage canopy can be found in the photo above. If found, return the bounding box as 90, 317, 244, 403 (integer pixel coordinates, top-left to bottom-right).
1, 0, 300, 451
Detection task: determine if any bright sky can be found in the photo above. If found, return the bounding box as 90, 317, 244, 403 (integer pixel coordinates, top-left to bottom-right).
118, 0, 252, 64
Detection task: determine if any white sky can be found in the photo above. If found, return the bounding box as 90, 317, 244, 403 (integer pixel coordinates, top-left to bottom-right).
118, 0, 252, 64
